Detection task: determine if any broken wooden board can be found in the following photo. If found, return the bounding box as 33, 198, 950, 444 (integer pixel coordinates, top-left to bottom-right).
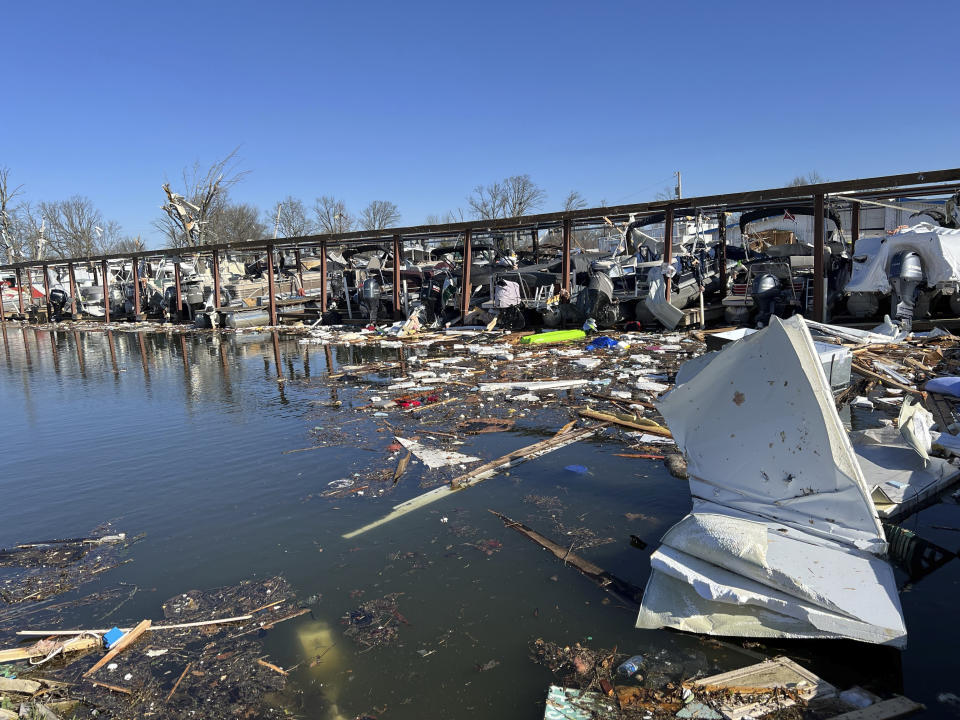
490, 510, 643, 605
0, 635, 100, 664
343, 423, 608, 539
83, 619, 151, 677
577, 408, 672, 437
0, 676, 41, 694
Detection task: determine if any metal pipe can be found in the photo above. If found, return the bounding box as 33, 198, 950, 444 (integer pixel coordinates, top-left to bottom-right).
320, 241, 328, 312
663, 206, 674, 303
213, 249, 222, 309
0, 276, 6, 323
15, 269, 24, 316
132, 257, 141, 318
266, 244, 278, 326
174, 261, 183, 318
460, 229, 473, 321
532, 227, 539, 264
101, 259, 110, 323
561, 218, 571, 293
813, 193, 825, 322
718, 211, 728, 294
392, 234, 401, 317
68, 264, 77, 317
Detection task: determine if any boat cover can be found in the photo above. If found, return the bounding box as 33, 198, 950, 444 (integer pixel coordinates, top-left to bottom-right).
845, 223, 960, 293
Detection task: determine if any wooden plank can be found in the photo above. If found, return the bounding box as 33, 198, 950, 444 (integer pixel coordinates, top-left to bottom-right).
83, 619, 151, 677
828, 696, 925, 720
851, 361, 921, 396
0, 635, 99, 664
0, 676, 41, 694
577, 408, 672, 437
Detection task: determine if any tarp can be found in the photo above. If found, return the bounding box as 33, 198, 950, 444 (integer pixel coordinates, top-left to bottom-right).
845, 223, 960, 293
636, 315, 907, 647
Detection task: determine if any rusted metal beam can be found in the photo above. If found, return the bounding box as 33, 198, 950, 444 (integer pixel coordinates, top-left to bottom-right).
174, 262, 183, 318
561, 219, 571, 293
460, 229, 473, 320
132, 258, 141, 318
24, 266, 33, 312
101, 259, 110, 323
663, 206, 674, 303
68, 264, 77, 317
266, 244, 278, 326
41, 265, 51, 318
392, 234, 401, 316
532, 227, 539, 263
320, 241, 328, 312
718, 211, 728, 294
15, 269, 24, 316
212, 249, 222, 309
294, 248, 304, 296
4, 169, 959, 272
850, 202, 860, 256
813, 193, 825, 322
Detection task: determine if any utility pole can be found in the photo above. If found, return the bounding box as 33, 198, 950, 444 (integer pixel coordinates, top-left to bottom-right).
675, 171, 682, 200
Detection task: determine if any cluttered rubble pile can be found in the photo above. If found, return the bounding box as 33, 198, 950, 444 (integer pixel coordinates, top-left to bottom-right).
297, 315, 960, 718
0, 575, 307, 719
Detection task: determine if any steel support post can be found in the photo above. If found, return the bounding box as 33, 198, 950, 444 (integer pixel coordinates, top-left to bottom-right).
101, 259, 110, 323
813, 193, 826, 322
663, 206, 674, 303
213, 249, 222, 309
266, 245, 278, 326
561, 219, 571, 293
392, 234, 402, 317
460, 229, 473, 320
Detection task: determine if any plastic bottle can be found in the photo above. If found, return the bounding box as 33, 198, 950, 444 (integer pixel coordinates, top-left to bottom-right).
616, 654, 644, 677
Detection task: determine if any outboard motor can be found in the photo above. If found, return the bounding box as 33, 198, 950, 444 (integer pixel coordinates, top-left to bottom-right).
361, 276, 382, 324
889, 251, 924, 333
750, 273, 781, 327
49, 288, 68, 320
577, 266, 619, 328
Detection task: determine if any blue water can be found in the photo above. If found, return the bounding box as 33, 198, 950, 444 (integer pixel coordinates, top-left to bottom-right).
1, 325, 957, 718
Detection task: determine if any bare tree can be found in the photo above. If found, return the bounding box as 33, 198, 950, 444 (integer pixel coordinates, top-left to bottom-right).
787, 171, 827, 187
41, 196, 107, 258
212, 202, 267, 244
0, 167, 25, 263
359, 200, 401, 231
654, 185, 677, 201
313, 196, 354, 234
468, 175, 546, 220
563, 190, 588, 212
503, 175, 546, 217
267, 196, 315, 238
424, 209, 465, 225
155, 147, 250, 247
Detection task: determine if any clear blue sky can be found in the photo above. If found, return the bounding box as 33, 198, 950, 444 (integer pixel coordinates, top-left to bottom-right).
3, 0, 959, 244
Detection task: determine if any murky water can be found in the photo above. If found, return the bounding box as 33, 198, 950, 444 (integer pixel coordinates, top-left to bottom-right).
1, 325, 958, 718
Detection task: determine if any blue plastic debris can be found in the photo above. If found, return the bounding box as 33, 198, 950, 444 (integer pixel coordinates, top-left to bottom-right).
585, 336, 618, 351
565, 465, 589, 474
103, 627, 125, 649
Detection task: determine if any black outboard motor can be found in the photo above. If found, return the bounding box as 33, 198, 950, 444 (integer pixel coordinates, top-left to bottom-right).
49, 288, 68, 320
750, 273, 781, 327
577, 266, 619, 329
889, 251, 924, 333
